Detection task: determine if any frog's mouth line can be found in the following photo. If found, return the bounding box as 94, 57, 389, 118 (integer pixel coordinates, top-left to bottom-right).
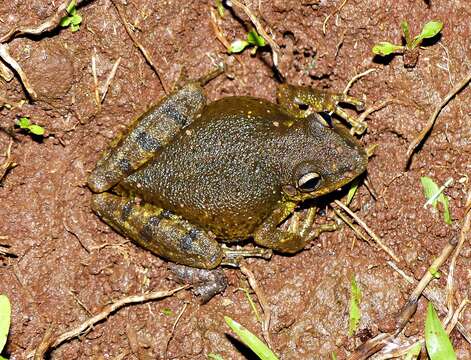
310, 167, 366, 198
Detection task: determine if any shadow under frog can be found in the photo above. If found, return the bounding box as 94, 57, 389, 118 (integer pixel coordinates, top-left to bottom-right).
88, 67, 367, 299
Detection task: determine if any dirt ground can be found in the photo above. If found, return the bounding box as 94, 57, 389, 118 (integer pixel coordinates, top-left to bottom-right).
0, 0, 470, 359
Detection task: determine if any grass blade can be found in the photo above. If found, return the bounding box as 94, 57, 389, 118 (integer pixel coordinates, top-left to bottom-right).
224, 316, 278, 360
425, 302, 456, 360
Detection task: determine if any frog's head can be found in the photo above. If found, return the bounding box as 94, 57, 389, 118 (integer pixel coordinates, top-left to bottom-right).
282, 114, 368, 199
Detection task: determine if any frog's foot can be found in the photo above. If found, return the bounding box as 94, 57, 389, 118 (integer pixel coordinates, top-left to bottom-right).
168, 263, 227, 303
276, 84, 365, 132
91, 193, 223, 269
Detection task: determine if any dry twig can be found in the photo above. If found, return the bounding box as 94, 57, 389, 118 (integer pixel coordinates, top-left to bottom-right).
323, 0, 350, 35
100, 57, 122, 103
404, 71, 471, 169
0, 139, 17, 182
343, 68, 376, 94
0, 0, 88, 43
110, 0, 169, 94
240, 265, 273, 350
0, 45, 37, 99
31, 285, 187, 358
333, 200, 400, 262
163, 302, 188, 360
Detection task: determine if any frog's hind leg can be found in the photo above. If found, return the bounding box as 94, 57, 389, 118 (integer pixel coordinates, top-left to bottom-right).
91, 193, 223, 269
88, 82, 207, 193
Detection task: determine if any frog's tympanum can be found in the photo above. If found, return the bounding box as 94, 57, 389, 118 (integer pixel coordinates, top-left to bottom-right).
88, 73, 367, 275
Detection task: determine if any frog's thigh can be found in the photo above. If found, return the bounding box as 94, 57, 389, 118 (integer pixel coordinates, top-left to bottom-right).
253, 202, 307, 254
88, 82, 206, 193
92, 193, 223, 269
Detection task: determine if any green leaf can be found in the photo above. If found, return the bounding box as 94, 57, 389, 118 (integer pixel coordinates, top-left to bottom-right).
70, 14, 82, 26
17, 117, 30, 129
428, 266, 441, 279
224, 316, 278, 360
228, 39, 249, 54
161, 308, 173, 316
208, 354, 225, 360
332, 353, 338, 360
70, 24, 80, 32
215, 0, 225, 17
421, 177, 452, 225
66, 0, 77, 14
60, 16, 72, 27
401, 20, 411, 46
418, 21, 443, 39
412, 21, 443, 49
0, 295, 11, 353
372, 42, 404, 56
425, 302, 456, 360
421, 176, 441, 207
0, 356, 8, 360
348, 277, 362, 337
28, 124, 45, 136
345, 178, 360, 205
247, 30, 266, 47
404, 342, 421, 360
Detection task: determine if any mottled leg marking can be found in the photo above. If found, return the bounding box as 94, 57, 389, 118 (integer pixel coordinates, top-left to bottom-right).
276, 84, 365, 124
88, 82, 207, 193
91, 193, 223, 269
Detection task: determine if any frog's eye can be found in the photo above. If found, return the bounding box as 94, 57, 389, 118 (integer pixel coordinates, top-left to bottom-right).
298, 172, 321, 192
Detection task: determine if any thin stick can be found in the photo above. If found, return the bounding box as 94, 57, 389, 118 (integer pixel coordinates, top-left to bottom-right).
333, 200, 400, 262
405, 71, 471, 169
33, 327, 55, 360
322, 0, 349, 35
227, 0, 282, 72
91, 54, 101, 108
446, 299, 470, 336
163, 302, 188, 360
388, 261, 471, 343
0, 0, 88, 43
0, 45, 37, 99
35, 285, 187, 354
240, 265, 273, 350
331, 207, 373, 246
343, 68, 376, 94
101, 57, 122, 103
110, 0, 169, 94
209, 8, 231, 50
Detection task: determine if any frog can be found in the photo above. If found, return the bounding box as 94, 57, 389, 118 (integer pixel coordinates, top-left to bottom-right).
88, 66, 367, 291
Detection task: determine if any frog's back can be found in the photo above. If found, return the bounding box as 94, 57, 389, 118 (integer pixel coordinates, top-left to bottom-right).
121, 97, 293, 239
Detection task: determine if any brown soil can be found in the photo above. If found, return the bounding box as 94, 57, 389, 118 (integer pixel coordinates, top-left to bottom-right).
1, 1, 470, 359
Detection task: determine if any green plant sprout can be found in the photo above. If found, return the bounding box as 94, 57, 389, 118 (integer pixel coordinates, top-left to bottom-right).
16, 117, 45, 136
420, 176, 452, 225
0, 295, 11, 360
224, 316, 278, 360
228, 29, 266, 55
372, 20, 443, 67
60, 0, 83, 32
348, 276, 362, 336
425, 302, 456, 359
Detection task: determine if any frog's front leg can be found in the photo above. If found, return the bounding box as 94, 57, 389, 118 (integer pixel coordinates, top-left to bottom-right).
276, 83, 365, 130
254, 204, 337, 254
91, 193, 223, 269
88, 82, 207, 193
